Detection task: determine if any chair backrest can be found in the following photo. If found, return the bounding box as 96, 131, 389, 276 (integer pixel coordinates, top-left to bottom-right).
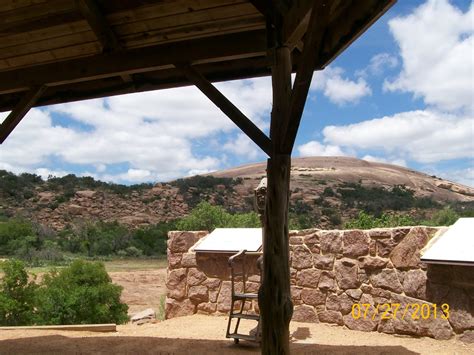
228, 250, 247, 295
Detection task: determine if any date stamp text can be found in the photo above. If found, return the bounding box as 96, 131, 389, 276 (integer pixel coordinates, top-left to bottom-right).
351, 303, 450, 320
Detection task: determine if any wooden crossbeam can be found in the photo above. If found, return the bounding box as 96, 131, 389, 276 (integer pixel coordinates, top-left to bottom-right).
281, 1, 330, 154
0, 56, 273, 113
282, 0, 313, 49
0, 86, 47, 144
176, 63, 272, 157
0, 30, 267, 96
76, 0, 121, 52
76, 0, 133, 83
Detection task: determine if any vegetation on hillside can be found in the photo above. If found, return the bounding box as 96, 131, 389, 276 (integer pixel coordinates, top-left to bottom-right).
171, 175, 243, 208
0, 170, 152, 207
337, 183, 439, 215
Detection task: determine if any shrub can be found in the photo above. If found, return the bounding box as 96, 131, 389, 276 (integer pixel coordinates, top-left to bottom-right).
132, 221, 175, 256
35, 260, 128, 325
0, 260, 37, 326
0, 219, 37, 255
424, 206, 459, 226
176, 202, 260, 231
345, 211, 417, 229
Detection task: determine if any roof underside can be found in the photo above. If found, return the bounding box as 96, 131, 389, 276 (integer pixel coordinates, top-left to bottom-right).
0, 0, 395, 113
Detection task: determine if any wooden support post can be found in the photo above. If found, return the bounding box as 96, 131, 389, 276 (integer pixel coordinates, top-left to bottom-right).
0, 86, 46, 144
259, 45, 293, 355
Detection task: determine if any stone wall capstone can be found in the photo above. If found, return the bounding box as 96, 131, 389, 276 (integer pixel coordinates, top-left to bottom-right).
165, 227, 474, 341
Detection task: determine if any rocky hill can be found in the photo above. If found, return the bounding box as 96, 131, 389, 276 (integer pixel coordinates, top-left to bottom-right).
1, 157, 473, 230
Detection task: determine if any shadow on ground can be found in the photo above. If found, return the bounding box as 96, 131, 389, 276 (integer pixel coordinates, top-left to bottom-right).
0, 335, 418, 354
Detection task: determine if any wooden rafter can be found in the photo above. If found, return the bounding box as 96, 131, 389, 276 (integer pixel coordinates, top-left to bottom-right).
176, 63, 272, 157
0, 56, 274, 113
0, 30, 267, 96
0, 86, 47, 144
75, 0, 133, 83
282, 1, 330, 153
76, 0, 121, 52
282, 0, 313, 50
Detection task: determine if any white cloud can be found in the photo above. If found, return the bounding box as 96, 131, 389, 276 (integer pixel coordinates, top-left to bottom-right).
439, 167, 474, 187
35, 168, 69, 180
223, 133, 262, 160
323, 110, 474, 163
310, 67, 372, 105
0, 77, 272, 183
356, 53, 398, 78
384, 0, 474, 112
297, 140, 348, 157
361, 155, 407, 167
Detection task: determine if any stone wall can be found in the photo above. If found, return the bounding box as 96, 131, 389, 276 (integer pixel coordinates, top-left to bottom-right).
165, 227, 474, 341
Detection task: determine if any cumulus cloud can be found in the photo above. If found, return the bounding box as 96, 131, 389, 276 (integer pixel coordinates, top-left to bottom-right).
361, 155, 407, 167
310, 67, 372, 105
0, 77, 272, 183
297, 140, 348, 157
438, 167, 474, 187
322, 110, 473, 163
223, 133, 262, 161
356, 53, 398, 78
384, 0, 474, 111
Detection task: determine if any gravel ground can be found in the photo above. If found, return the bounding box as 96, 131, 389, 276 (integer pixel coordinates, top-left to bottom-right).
0, 315, 472, 354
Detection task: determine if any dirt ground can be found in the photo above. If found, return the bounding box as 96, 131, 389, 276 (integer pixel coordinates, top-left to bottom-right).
0, 315, 472, 354
109, 269, 167, 316
1, 268, 471, 354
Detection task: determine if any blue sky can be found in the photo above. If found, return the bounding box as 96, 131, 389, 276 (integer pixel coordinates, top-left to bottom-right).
1, 0, 473, 186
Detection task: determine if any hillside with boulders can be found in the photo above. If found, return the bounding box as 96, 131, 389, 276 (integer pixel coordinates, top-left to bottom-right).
1, 157, 473, 231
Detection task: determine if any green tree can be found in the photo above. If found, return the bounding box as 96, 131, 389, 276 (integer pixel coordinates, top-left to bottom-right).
0, 260, 37, 326
176, 202, 260, 231
424, 206, 459, 226
35, 260, 128, 325
344, 211, 416, 229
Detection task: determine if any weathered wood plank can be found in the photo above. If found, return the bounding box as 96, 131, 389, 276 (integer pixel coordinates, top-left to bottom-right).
0, 0, 73, 28
112, 2, 258, 37
0, 56, 272, 112
5, 41, 101, 69
176, 63, 271, 157
0, 85, 46, 143
0, 31, 96, 60
0, 29, 267, 95
76, 0, 122, 52
259, 45, 293, 355
121, 16, 264, 49
282, 0, 313, 49
282, 1, 329, 153
0, 21, 90, 49
320, 0, 395, 67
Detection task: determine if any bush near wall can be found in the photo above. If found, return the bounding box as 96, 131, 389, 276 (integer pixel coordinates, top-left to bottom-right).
0, 259, 129, 326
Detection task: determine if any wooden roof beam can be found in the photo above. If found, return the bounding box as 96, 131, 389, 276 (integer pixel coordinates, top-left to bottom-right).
0, 30, 267, 95
176, 63, 272, 157
282, 0, 313, 50
282, 1, 329, 154
75, 0, 133, 83
0, 86, 47, 144
76, 0, 121, 52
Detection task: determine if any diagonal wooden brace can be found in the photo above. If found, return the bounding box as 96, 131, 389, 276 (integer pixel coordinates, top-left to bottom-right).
175, 63, 272, 157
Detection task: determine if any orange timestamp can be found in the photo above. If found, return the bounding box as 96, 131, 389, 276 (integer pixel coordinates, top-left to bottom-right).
351, 303, 450, 320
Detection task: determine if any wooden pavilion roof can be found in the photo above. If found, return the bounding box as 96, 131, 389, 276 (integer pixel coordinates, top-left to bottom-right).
0, 0, 394, 115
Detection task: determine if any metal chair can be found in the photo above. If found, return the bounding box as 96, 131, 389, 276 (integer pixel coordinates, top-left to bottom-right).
225, 250, 261, 344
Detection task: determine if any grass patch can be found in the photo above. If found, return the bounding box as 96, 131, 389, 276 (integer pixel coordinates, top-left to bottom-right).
157, 294, 166, 321
103, 257, 168, 272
